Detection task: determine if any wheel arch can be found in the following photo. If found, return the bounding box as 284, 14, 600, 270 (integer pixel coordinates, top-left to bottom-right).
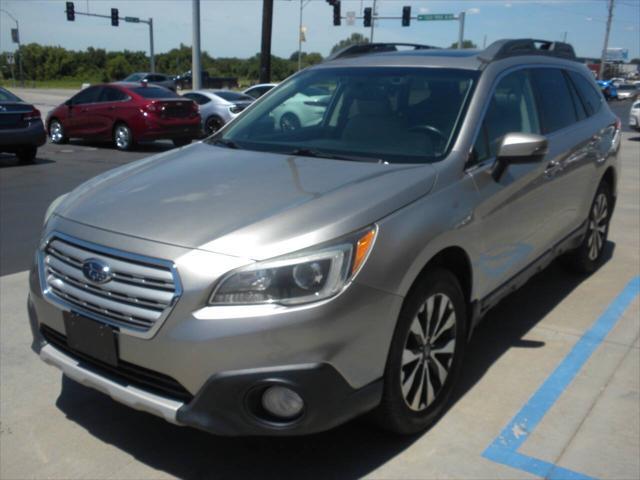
601, 166, 616, 199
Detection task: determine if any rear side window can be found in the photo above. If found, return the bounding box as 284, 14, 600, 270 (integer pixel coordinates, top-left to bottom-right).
472, 69, 540, 163
530, 68, 578, 134
131, 87, 179, 99
100, 87, 128, 102
566, 70, 604, 117
184, 93, 211, 105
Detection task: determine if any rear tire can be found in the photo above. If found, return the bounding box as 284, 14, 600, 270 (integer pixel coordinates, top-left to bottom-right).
49, 119, 67, 144
113, 123, 134, 151
563, 181, 612, 274
374, 268, 467, 435
205, 116, 225, 136
280, 113, 301, 132
17, 146, 37, 164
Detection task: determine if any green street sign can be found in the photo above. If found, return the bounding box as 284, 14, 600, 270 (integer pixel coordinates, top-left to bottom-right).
124, 16, 140, 23
417, 13, 455, 21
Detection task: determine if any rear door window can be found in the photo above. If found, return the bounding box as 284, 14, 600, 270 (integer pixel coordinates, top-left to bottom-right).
566, 70, 604, 117
472, 69, 540, 164
530, 68, 578, 134
99, 87, 128, 102
184, 93, 210, 105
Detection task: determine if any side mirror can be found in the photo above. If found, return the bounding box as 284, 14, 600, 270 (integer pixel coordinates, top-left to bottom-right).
492, 133, 548, 181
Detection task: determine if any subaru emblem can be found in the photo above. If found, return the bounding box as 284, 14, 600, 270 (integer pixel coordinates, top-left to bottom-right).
82, 258, 113, 284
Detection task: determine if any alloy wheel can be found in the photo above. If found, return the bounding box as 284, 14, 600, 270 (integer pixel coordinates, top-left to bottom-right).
50, 121, 64, 143
114, 125, 131, 150
401, 293, 457, 412
206, 117, 223, 135
587, 192, 608, 261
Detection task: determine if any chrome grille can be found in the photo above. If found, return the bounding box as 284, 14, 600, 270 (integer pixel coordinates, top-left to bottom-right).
41, 235, 180, 334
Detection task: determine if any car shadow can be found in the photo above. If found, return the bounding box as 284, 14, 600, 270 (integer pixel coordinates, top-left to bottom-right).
628, 136, 640, 142
53, 243, 615, 479
64, 139, 177, 153
0, 152, 55, 168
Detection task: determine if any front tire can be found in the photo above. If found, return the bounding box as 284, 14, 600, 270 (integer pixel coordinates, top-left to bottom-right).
374, 268, 467, 435
113, 123, 134, 151
280, 113, 301, 132
563, 181, 613, 273
204, 116, 225, 135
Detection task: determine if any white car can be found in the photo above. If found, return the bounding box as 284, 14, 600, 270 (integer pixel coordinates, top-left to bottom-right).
271, 87, 331, 131
617, 84, 638, 100
629, 100, 640, 131
243, 83, 278, 99
182, 90, 254, 135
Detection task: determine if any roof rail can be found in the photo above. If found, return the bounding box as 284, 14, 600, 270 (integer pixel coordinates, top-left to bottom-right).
479, 39, 578, 63
327, 43, 439, 61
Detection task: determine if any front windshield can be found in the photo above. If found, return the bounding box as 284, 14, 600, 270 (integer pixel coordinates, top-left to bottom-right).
210, 67, 478, 163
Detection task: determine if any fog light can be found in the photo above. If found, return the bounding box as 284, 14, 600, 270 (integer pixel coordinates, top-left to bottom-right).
261, 386, 304, 420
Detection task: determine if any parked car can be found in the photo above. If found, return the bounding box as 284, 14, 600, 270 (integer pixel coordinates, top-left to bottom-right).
120, 72, 177, 92
31, 39, 620, 436
270, 86, 332, 131
176, 71, 238, 90
243, 83, 278, 99
616, 84, 638, 100
182, 90, 254, 135
0, 86, 46, 163
630, 100, 640, 131
597, 80, 618, 100
47, 83, 201, 150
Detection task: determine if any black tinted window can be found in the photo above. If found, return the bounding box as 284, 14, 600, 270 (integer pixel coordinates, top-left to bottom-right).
564, 71, 587, 121
131, 87, 179, 99
100, 87, 128, 102
184, 93, 210, 105
71, 86, 102, 105
531, 68, 578, 133
473, 69, 540, 164
566, 70, 603, 117
0, 87, 22, 102
214, 91, 253, 102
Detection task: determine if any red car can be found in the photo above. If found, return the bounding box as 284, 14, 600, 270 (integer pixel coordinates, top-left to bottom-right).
47, 83, 201, 150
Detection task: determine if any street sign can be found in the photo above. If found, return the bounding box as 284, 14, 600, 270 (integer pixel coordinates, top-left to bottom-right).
7, 53, 14, 65
346, 10, 355, 26
11, 28, 19, 44
417, 13, 455, 21
124, 16, 140, 23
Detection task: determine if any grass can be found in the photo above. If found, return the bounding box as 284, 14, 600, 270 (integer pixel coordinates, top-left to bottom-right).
0, 78, 102, 89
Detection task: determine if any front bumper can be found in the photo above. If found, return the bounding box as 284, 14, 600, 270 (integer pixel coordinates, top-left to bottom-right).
0, 120, 46, 149
29, 220, 402, 435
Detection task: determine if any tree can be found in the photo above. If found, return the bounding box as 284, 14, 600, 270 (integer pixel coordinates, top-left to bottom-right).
448, 40, 477, 49
630, 58, 640, 65
106, 55, 132, 81
330, 33, 369, 55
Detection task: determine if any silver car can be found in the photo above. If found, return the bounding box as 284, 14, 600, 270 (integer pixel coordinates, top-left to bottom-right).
30, 39, 620, 436
182, 90, 254, 135
120, 72, 177, 92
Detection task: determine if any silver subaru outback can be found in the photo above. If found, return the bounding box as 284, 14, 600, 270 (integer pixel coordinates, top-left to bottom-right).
29, 39, 621, 436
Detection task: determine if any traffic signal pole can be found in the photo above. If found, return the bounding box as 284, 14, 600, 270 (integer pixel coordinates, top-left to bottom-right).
64, 3, 155, 72
260, 0, 274, 83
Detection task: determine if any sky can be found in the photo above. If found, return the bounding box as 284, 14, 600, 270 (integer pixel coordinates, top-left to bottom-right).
0, 0, 639, 61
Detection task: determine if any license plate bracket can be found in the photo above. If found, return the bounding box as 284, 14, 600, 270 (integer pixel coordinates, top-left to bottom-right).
63, 312, 118, 367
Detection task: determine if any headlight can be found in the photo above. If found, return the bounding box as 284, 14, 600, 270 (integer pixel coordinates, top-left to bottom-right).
209, 227, 377, 306
43, 193, 68, 225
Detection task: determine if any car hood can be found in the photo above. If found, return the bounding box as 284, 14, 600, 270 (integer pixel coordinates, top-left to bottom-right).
55, 142, 436, 260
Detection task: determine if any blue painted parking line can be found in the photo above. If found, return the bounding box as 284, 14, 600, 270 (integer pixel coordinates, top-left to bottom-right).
483, 276, 640, 479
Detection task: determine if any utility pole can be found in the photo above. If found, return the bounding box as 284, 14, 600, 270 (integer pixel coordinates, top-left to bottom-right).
148, 18, 155, 73
192, 0, 202, 90
370, 0, 377, 42
260, 0, 274, 83
457, 11, 466, 49
298, 0, 303, 71
599, 0, 614, 80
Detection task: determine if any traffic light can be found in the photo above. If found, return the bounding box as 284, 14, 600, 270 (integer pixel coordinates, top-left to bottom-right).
364, 7, 372, 27
333, 1, 341, 26
402, 6, 411, 27
65, 2, 75, 21
111, 8, 119, 26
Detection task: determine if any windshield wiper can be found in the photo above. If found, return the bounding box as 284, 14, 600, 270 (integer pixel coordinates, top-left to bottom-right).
211, 138, 240, 149
289, 148, 382, 164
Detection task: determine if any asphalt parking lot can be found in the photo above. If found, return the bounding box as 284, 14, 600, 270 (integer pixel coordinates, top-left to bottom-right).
0, 91, 639, 479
